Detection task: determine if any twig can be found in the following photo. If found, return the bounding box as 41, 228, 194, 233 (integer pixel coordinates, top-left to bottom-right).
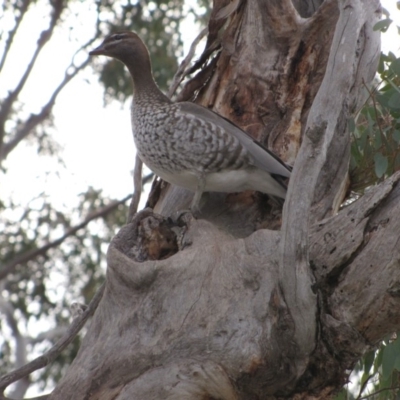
356, 373, 375, 399
362, 78, 385, 145
0, 0, 30, 72
0, 282, 105, 394
0, 177, 157, 281
0, 56, 91, 162
359, 385, 400, 400
125, 28, 208, 215
127, 155, 143, 222
167, 27, 208, 98
0, 0, 63, 156
0, 3, 102, 164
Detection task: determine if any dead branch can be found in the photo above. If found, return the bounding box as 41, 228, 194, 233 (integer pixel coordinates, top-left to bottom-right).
0, 194, 131, 281
0, 55, 90, 162
0, 0, 30, 72
280, 0, 380, 381
0, 283, 105, 395
0, 0, 64, 156
127, 155, 143, 222
0, 1, 102, 164
167, 27, 208, 99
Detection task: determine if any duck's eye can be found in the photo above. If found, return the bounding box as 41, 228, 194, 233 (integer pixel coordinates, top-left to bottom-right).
112, 34, 124, 41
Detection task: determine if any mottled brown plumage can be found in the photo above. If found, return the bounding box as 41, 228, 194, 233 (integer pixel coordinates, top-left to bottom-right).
90, 31, 291, 209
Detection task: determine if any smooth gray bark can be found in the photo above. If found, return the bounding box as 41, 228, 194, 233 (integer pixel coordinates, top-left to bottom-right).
49, 1, 395, 399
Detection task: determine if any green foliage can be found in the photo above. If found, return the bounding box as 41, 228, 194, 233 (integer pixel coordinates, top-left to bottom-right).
338, 9, 400, 400
93, 0, 199, 103
0, 189, 128, 390
350, 6, 400, 192
334, 339, 400, 400
349, 51, 400, 192
0, 0, 209, 396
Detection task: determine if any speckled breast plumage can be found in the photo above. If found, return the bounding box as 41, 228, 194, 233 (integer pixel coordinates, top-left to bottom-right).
131, 100, 252, 178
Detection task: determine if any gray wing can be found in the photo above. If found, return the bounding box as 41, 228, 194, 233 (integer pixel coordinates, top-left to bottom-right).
177, 102, 291, 178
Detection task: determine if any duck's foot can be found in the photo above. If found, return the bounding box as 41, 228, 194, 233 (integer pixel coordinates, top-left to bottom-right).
172, 208, 197, 226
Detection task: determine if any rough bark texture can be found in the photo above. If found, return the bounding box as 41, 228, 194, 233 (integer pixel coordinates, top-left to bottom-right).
49, 1, 398, 399
155, 0, 341, 228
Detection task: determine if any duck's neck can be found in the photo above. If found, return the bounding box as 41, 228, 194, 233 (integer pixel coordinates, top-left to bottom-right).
121, 52, 171, 106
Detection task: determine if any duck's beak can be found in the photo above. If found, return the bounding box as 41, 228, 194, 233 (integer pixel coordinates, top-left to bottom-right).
89, 44, 106, 56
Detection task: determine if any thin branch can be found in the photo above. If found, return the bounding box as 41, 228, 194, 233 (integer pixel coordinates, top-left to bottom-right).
123, 27, 207, 214
0, 173, 155, 281
127, 29, 208, 219
0, 194, 132, 281
167, 27, 208, 99
0, 0, 31, 72
362, 78, 385, 143
128, 155, 143, 222
359, 385, 400, 400
356, 373, 375, 399
280, 0, 380, 376
0, 56, 91, 162
0, 6, 102, 164
214, 0, 240, 20
0, 0, 64, 156
0, 283, 106, 394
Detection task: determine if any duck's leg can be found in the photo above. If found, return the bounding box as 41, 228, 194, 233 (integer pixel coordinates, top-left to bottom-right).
190, 170, 206, 214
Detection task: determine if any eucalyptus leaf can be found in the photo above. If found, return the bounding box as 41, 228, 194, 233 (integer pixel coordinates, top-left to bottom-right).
364, 350, 375, 375
382, 342, 397, 380
388, 91, 400, 110
393, 130, 400, 144
374, 152, 388, 178
373, 18, 392, 32
389, 58, 400, 77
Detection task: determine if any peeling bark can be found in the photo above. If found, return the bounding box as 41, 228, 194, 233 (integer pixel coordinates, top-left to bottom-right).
51, 172, 400, 400
154, 0, 342, 234
48, 1, 398, 400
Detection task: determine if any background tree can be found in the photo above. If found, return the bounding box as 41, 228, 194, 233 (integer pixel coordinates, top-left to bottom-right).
0, 0, 204, 397
1, 0, 400, 399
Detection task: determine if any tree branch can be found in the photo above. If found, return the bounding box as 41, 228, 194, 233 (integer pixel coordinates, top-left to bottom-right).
0, 174, 153, 283
0, 5, 102, 164
0, 194, 131, 281
356, 373, 375, 399
127, 155, 143, 222
0, 282, 106, 395
279, 0, 380, 378
167, 27, 208, 99
0, 55, 91, 163
0, 0, 31, 72
0, 0, 64, 157
359, 386, 400, 400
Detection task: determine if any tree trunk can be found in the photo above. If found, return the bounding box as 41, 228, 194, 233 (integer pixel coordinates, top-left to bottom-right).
50, 1, 398, 399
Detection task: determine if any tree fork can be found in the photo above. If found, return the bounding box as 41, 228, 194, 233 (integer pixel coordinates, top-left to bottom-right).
35, 1, 398, 399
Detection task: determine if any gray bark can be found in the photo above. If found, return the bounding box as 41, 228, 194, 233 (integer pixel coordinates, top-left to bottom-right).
50, 1, 394, 399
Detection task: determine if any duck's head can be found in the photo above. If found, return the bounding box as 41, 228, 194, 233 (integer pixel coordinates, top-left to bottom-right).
89, 31, 150, 64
